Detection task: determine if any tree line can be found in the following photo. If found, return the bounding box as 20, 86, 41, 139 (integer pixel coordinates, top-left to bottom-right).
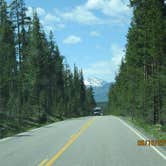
0, 0, 96, 138
108, 0, 166, 127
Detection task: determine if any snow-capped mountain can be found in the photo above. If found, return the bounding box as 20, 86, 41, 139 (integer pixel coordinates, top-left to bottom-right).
84, 77, 108, 87
84, 77, 112, 102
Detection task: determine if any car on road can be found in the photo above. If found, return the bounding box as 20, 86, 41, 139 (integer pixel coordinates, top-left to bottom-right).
93, 107, 103, 116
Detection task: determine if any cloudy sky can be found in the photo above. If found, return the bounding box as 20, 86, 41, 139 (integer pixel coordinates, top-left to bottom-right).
8, 0, 133, 82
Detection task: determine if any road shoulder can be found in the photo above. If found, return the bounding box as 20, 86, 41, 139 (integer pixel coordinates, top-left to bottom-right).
119, 116, 166, 153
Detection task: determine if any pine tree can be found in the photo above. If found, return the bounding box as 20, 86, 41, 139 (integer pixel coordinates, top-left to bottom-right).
0, 0, 17, 122
79, 70, 86, 115
0, 0, 97, 137
108, 0, 166, 127
85, 86, 96, 116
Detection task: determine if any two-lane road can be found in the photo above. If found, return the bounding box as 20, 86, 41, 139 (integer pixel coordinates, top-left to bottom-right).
0, 116, 165, 166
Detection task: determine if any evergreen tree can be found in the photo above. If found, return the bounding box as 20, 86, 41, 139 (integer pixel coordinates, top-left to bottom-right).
0, 0, 96, 138
85, 86, 96, 116
108, 0, 166, 127
79, 70, 86, 115
0, 0, 16, 122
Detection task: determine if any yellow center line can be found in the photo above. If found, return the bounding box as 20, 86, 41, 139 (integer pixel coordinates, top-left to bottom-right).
45, 117, 96, 166
38, 159, 48, 166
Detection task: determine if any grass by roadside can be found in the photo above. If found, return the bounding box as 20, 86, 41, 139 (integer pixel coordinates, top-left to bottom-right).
121, 117, 166, 140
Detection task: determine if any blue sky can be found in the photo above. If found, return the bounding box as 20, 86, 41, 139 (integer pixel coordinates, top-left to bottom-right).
8, 0, 132, 82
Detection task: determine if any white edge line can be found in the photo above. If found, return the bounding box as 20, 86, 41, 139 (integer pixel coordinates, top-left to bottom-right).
117, 117, 166, 160
0, 131, 30, 142
0, 137, 12, 142
0, 117, 90, 142
0, 127, 42, 143
31, 128, 42, 132
0, 123, 53, 142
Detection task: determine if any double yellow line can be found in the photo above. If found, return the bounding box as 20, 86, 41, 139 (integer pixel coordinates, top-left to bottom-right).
39, 117, 96, 166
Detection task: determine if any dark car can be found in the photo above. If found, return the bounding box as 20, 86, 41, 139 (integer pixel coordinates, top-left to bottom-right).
93, 107, 103, 116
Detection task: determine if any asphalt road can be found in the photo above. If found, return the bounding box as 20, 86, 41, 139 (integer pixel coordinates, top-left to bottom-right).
0, 116, 165, 166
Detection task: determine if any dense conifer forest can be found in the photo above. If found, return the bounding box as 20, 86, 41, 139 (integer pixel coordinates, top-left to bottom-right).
0, 0, 96, 138
108, 0, 166, 130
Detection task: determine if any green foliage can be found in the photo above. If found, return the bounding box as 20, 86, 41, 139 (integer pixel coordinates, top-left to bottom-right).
108, 0, 166, 128
127, 118, 166, 140
0, 0, 96, 138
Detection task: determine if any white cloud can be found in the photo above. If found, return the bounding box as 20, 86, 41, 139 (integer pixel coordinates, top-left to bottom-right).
86, 0, 131, 16
59, 6, 101, 25
26, 7, 46, 17
63, 35, 82, 44
42, 13, 65, 32
54, 0, 131, 26
85, 0, 103, 9
26, 0, 132, 33
90, 31, 100, 37
36, 7, 46, 16
26, 7, 65, 32
84, 44, 124, 81
110, 44, 124, 67
84, 61, 113, 75
86, 0, 132, 25
44, 13, 61, 22
26, 7, 33, 17
84, 60, 114, 82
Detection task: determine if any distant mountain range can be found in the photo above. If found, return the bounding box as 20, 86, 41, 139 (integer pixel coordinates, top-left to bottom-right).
84, 77, 112, 102
84, 77, 107, 87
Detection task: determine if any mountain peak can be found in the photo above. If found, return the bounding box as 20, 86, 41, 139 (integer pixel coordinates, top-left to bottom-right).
84, 77, 108, 87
